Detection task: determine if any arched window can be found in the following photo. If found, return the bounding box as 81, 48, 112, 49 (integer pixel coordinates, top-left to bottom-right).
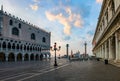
42, 37, 46, 43
12, 43, 15, 49
17, 44, 19, 50
9, 20, 13, 25
18, 23, 21, 28
20, 45, 22, 50
8, 42, 11, 49
2, 42, 6, 49
12, 27, 19, 36
24, 45, 26, 50
31, 33, 35, 40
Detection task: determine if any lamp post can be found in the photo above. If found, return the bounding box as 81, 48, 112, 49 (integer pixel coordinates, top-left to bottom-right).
50, 42, 61, 66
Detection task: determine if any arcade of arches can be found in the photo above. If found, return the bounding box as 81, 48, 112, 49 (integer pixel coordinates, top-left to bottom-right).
0, 38, 50, 62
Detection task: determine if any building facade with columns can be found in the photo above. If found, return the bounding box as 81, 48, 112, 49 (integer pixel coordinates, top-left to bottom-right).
92, 0, 120, 63
0, 6, 51, 62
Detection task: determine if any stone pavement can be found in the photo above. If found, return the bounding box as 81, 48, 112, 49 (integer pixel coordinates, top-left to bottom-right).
25, 60, 120, 81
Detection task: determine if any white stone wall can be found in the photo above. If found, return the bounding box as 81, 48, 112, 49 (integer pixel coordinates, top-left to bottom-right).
114, 0, 120, 11
93, 0, 120, 46
1, 12, 50, 48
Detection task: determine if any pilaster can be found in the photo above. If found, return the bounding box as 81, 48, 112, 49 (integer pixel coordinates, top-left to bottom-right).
115, 32, 119, 61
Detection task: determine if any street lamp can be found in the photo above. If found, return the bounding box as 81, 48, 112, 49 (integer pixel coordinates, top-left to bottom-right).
50, 42, 61, 66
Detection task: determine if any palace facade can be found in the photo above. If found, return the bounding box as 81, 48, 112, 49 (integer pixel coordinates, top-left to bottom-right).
92, 0, 120, 63
0, 6, 51, 62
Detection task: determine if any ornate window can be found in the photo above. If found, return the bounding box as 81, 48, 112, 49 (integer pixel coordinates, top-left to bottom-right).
42, 37, 46, 43
12, 27, 19, 36
9, 19, 13, 25
31, 33, 35, 40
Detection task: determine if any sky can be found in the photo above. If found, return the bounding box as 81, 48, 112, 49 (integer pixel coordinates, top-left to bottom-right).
0, 0, 103, 56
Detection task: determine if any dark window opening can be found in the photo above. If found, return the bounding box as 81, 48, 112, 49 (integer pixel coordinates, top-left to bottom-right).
12, 27, 19, 36
42, 37, 46, 43
31, 33, 35, 40
9, 20, 13, 25
19, 23, 21, 28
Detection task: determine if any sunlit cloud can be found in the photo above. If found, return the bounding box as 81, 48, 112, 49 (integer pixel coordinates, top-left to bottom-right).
0, 0, 101, 56
45, 7, 83, 35
30, 4, 38, 11
96, 0, 103, 4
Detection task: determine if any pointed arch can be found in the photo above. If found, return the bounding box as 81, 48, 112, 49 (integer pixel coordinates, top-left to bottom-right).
8, 53, 15, 61
0, 52, 5, 62
35, 54, 39, 60
24, 54, 29, 61
30, 54, 34, 60
8, 42, 11, 49
17, 53, 22, 61
2, 42, 6, 49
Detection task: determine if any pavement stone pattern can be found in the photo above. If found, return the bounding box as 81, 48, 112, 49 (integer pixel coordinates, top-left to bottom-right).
0, 59, 120, 81
24, 60, 120, 81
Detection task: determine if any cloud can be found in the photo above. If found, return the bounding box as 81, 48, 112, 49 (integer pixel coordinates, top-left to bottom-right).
63, 36, 71, 41
30, 4, 38, 11
96, 0, 103, 4
45, 7, 83, 35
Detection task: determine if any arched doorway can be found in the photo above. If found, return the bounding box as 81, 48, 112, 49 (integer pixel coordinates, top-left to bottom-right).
8, 53, 15, 61
30, 54, 34, 61
40, 54, 43, 61
24, 54, 29, 61
35, 54, 39, 60
0, 52, 5, 62
17, 53, 22, 61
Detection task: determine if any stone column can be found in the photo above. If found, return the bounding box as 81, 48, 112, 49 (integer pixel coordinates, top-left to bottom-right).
98, 48, 100, 58
100, 46, 102, 58
6, 43, 8, 51
102, 45, 104, 58
99, 47, 101, 58
107, 41, 109, 59
22, 54, 24, 61
66, 44, 69, 58
104, 42, 107, 59
108, 38, 112, 60
117, 32, 120, 61
115, 33, 119, 61
5, 53, 8, 62
29, 54, 31, 61
102, 45, 104, 59
38, 54, 40, 60
15, 54, 17, 62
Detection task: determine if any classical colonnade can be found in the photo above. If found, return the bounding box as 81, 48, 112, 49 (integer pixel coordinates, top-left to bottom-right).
95, 31, 120, 62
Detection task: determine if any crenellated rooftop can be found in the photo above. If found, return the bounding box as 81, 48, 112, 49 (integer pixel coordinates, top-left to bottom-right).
0, 5, 51, 34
